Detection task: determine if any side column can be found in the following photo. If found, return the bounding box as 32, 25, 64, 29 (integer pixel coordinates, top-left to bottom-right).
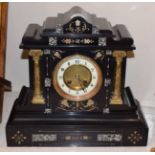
111, 51, 126, 105
29, 50, 45, 104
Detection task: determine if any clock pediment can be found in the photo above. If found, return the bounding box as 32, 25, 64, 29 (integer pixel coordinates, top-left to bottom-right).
20, 6, 135, 50
42, 6, 113, 36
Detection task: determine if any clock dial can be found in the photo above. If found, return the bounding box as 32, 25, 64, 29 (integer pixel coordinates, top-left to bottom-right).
53, 54, 103, 101
63, 65, 92, 91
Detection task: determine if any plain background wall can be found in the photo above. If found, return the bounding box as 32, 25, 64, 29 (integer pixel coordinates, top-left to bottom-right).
5, 2, 155, 107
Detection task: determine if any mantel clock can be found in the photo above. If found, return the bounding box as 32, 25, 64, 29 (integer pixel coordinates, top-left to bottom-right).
6, 7, 148, 146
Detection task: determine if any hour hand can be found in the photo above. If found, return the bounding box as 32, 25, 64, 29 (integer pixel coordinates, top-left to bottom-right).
76, 76, 87, 92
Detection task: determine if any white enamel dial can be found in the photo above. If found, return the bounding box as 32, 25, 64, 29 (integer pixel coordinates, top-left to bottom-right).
53, 54, 103, 101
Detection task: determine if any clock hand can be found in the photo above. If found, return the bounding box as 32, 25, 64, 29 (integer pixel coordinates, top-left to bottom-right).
79, 80, 86, 92
75, 74, 87, 92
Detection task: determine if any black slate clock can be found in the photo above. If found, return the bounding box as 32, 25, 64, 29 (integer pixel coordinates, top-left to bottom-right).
6, 6, 148, 146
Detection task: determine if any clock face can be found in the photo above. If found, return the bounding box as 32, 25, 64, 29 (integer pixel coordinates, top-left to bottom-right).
53, 54, 103, 101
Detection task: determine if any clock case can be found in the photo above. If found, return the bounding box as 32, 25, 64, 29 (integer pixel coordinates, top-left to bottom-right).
6, 7, 148, 146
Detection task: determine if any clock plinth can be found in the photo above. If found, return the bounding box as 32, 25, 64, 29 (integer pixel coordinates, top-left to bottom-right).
6, 86, 148, 146
31, 95, 45, 105
111, 96, 122, 105
6, 6, 148, 146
